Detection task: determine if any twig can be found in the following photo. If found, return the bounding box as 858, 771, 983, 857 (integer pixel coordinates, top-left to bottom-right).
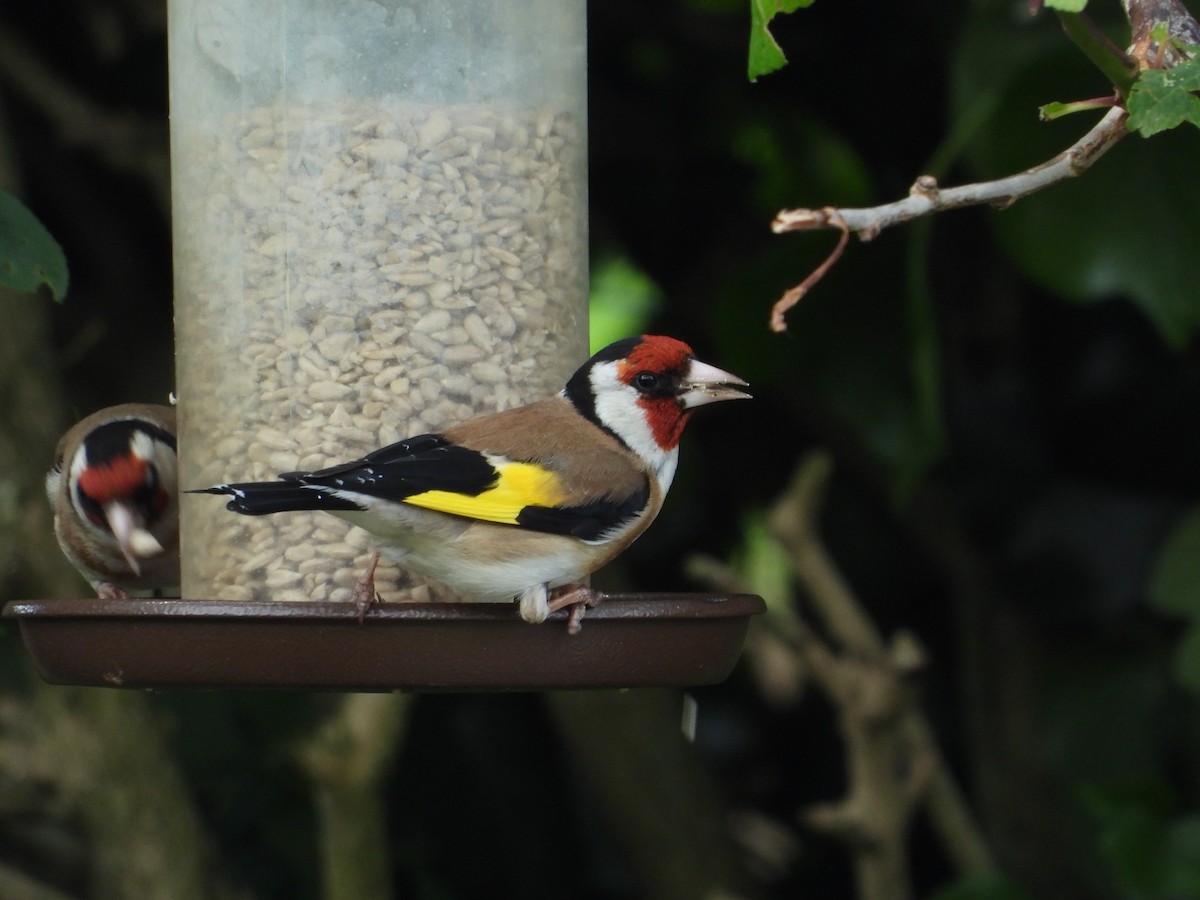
768, 0, 1200, 330
769, 215, 849, 332
773, 106, 1128, 241
767, 106, 1128, 329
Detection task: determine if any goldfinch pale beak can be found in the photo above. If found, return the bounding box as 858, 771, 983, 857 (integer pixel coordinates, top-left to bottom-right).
103, 500, 165, 575
679, 359, 751, 409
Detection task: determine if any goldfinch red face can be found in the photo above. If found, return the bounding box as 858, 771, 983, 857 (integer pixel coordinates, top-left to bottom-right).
67, 420, 177, 573
567, 335, 750, 483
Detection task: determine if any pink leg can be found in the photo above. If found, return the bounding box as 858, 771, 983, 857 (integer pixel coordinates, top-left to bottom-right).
352, 551, 381, 623
546, 584, 605, 635
96, 583, 129, 601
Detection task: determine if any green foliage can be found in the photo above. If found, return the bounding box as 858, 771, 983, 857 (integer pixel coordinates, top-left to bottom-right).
731, 511, 794, 617
1086, 784, 1200, 899
954, 6, 1200, 347
1128, 51, 1200, 137
1039, 97, 1118, 120
747, 0, 815, 82
588, 256, 663, 351
1147, 505, 1200, 692
1045, 0, 1090, 10
0, 191, 68, 301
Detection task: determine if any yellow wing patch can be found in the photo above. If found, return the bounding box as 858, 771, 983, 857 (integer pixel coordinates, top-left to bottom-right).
402, 460, 567, 525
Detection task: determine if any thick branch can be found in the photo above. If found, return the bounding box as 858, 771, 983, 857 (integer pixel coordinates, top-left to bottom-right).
547, 690, 752, 900
1056, 12, 1138, 95
769, 454, 997, 889
1124, 0, 1200, 67
296, 693, 414, 900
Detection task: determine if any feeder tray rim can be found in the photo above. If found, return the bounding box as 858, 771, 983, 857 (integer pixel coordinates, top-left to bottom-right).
2, 592, 766, 691
3, 592, 764, 623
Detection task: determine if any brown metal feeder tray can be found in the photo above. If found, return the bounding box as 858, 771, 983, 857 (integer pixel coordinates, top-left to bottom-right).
2, 593, 765, 691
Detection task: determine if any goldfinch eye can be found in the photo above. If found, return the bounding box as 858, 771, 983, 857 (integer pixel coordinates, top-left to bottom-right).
634, 371, 659, 391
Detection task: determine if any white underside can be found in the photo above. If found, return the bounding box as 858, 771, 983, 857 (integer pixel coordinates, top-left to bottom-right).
331, 498, 596, 601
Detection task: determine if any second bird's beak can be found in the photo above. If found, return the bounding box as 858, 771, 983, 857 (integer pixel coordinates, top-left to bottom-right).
104, 501, 165, 576
679, 359, 752, 409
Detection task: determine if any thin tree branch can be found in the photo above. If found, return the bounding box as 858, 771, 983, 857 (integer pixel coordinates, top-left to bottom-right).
772, 106, 1128, 242
767, 106, 1128, 330
770, 216, 850, 333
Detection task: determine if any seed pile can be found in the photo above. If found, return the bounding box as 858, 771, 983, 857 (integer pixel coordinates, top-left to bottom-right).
174, 98, 587, 604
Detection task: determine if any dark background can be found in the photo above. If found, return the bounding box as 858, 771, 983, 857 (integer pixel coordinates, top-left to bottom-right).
3, 1, 1200, 898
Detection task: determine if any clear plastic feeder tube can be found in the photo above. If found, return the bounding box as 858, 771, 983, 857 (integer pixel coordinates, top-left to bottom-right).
169, 0, 588, 602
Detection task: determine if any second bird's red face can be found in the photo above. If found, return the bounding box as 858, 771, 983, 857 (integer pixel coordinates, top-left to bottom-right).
73, 421, 174, 535
617, 336, 697, 452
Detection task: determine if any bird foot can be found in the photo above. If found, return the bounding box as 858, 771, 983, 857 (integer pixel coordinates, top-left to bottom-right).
352, 551, 382, 623
96, 583, 129, 601
547, 585, 606, 636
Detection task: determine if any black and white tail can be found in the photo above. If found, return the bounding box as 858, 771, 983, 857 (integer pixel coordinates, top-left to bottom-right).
190, 482, 361, 516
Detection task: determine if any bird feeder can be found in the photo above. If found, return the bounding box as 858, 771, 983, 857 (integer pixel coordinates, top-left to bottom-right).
4, 0, 763, 689
170, 0, 590, 607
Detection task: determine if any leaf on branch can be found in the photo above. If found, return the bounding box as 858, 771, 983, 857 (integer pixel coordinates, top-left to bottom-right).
1042, 0, 1089, 12
748, 0, 816, 82
1127, 51, 1200, 137
0, 191, 69, 301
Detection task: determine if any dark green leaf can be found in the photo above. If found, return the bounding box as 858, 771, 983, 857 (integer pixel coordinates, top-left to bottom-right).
1147, 505, 1200, 616
1128, 54, 1200, 137
1087, 784, 1200, 897
748, 0, 816, 82
588, 256, 663, 352
954, 13, 1200, 346
1148, 506, 1200, 691
0, 191, 68, 301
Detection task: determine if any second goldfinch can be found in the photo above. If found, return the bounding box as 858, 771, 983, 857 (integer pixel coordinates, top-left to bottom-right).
47, 403, 180, 599
196, 336, 749, 631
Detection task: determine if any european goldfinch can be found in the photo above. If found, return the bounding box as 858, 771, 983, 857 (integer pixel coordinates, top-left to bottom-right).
196, 335, 750, 631
47, 404, 180, 599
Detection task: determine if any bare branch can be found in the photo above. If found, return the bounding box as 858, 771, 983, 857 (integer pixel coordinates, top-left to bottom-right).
773, 106, 1128, 241
768, 106, 1129, 330
770, 215, 850, 332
